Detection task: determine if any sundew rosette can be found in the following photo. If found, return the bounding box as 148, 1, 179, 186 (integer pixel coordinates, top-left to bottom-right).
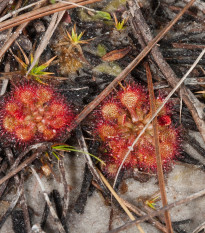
0, 81, 75, 146
93, 83, 181, 176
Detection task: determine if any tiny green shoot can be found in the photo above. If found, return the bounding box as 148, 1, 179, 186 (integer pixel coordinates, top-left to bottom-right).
12, 43, 56, 84
51, 144, 105, 165
113, 13, 128, 31
145, 195, 160, 210
66, 24, 92, 45
51, 150, 60, 160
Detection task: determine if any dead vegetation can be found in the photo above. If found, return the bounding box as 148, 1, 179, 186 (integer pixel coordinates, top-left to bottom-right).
0, 0, 205, 232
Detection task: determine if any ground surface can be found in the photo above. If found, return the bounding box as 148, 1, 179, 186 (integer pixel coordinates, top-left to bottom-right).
0, 0, 205, 233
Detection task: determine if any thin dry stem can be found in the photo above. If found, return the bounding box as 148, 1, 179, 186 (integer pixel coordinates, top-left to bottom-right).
0, 143, 50, 197
76, 126, 108, 193
0, 0, 101, 32
146, 63, 173, 232
0, 0, 45, 23
0, 1, 45, 61
26, 11, 64, 76
107, 187, 205, 233
0, 152, 39, 186
120, 198, 167, 233
192, 221, 205, 233
0, 0, 101, 62
97, 169, 145, 233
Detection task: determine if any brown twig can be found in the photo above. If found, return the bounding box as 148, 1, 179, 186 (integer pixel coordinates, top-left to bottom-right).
0, 152, 39, 186
0, 22, 28, 62
26, 10, 65, 76
97, 169, 145, 233
107, 187, 205, 233
0, 0, 102, 32
0, 0, 101, 62
76, 126, 108, 194
0, 0, 45, 22
0, 142, 50, 195
0, 0, 46, 61
0, 0, 23, 57
146, 63, 173, 232
0, 0, 12, 15
122, 199, 167, 233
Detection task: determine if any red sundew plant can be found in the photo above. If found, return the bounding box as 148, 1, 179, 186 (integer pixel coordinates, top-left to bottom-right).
94, 83, 180, 175
0, 82, 75, 146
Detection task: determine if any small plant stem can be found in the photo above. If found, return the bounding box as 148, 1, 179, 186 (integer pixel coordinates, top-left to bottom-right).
146, 63, 173, 233
97, 169, 145, 233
